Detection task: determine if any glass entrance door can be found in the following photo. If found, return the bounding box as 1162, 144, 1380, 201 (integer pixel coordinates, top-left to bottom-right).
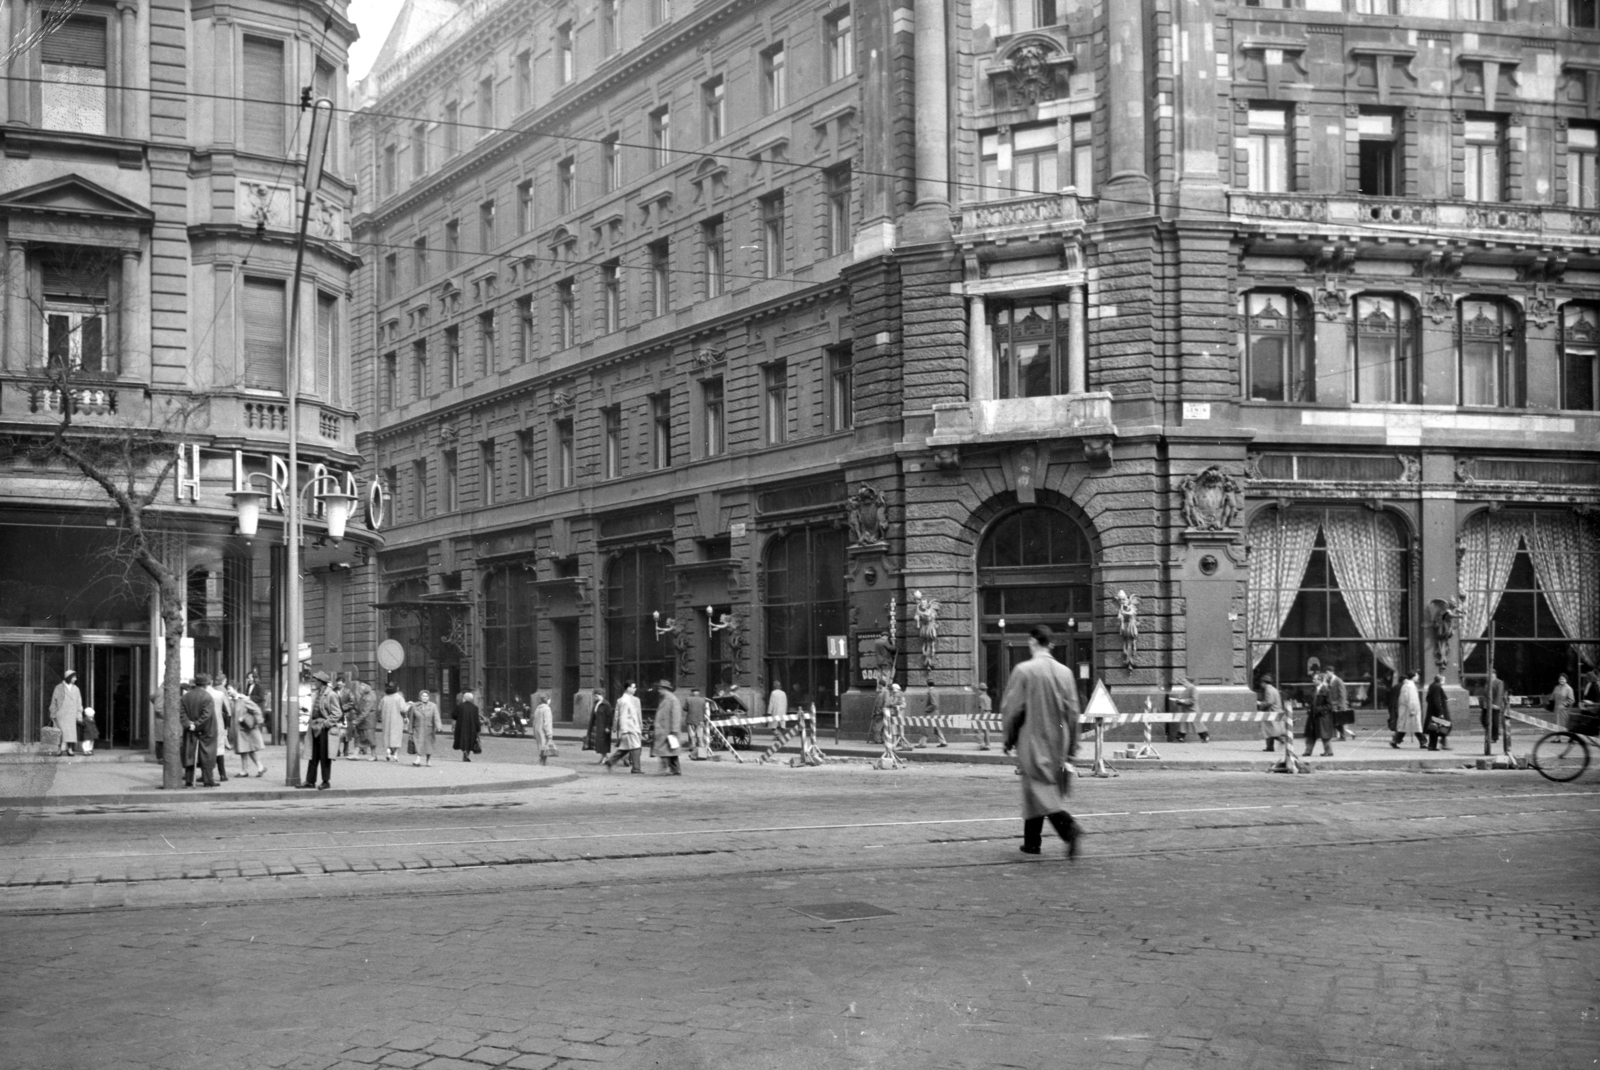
0, 645, 23, 744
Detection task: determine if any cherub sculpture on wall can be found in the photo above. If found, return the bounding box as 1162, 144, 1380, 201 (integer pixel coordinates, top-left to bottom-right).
847, 484, 888, 546
1116, 589, 1140, 671
913, 590, 941, 672
1431, 596, 1461, 673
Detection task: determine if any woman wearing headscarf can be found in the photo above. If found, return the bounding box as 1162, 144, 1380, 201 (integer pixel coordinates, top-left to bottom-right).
532, 691, 556, 765
378, 682, 409, 761
408, 689, 443, 766
48, 669, 83, 756
453, 691, 481, 761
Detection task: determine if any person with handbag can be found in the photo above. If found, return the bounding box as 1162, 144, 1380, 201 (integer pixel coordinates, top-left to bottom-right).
1425, 674, 1453, 751
650, 680, 685, 775
1000, 625, 1083, 859
530, 691, 557, 765
47, 669, 83, 757
229, 684, 267, 777
298, 671, 340, 790
407, 689, 442, 767
453, 690, 482, 762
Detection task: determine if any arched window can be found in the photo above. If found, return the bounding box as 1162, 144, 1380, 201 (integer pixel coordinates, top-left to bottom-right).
1458, 298, 1524, 408
482, 566, 537, 708
762, 525, 847, 711
603, 548, 673, 712
1241, 291, 1314, 402
1247, 507, 1410, 710
1350, 294, 1417, 404
1561, 302, 1599, 411
977, 506, 1096, 701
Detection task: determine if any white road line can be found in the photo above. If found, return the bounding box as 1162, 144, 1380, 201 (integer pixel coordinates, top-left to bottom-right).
1140, 806, 1275, 815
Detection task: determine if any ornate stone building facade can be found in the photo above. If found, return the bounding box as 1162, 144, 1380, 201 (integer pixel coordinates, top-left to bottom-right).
352, 0, 1600, 733
0, 0, 373, 750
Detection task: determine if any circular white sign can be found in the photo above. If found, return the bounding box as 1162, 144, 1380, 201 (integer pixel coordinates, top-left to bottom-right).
377, 638, 405, 671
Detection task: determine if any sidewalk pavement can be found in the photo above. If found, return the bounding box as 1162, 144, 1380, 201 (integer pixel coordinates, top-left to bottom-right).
0, 744, 574, 806
552, 723, 1499, 771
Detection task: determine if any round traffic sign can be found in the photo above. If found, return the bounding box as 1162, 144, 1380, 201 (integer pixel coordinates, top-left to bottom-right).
377, 638, 405, 671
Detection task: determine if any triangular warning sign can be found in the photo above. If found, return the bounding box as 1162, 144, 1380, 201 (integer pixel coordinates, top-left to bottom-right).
1083, 679, 1119, 719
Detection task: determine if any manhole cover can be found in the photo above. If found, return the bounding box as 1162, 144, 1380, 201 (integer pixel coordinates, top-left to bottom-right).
791, 901, 898, 923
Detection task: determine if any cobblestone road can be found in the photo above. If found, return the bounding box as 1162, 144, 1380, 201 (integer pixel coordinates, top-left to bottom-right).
1, 748, 1596, 1069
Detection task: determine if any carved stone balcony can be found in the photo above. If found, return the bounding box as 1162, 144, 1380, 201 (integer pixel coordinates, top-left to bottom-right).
1227, 192, 1600, 242
952, 192, 1097, 244
928, 392, 1116, 447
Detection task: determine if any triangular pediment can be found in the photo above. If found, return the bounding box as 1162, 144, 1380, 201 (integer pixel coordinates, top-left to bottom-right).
0, 174, 155, 224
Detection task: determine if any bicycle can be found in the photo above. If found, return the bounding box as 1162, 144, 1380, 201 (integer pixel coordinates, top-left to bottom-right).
1530, 729, 1591, 783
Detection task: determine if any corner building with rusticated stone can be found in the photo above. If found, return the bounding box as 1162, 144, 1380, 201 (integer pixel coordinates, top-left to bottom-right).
351, 0, 1600, 737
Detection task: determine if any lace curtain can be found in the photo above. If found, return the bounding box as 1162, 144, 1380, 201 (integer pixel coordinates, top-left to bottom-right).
1247, 509, 1322, 669
1322, 509, 1406, 672
1525, 513, 1600, 671
1458, 512, 1524, 666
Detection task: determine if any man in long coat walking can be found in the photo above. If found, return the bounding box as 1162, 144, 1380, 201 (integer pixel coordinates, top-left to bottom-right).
651, 679, 686, 775
1000, 625, 1083, 858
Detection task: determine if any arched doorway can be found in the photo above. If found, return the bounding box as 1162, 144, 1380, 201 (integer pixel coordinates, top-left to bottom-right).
603, 547, 673, 713
762, 524, 848, 712
977, 506, 1096, 703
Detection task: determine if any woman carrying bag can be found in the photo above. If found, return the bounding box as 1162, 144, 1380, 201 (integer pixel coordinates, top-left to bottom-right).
532, 692, 556, 765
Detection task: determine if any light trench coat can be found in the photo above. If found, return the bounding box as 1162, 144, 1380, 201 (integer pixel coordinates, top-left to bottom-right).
49, 681, 82, 744
1000, 649, 1082, 818
1395, 678, 1424, 735
613, 694, 643, 750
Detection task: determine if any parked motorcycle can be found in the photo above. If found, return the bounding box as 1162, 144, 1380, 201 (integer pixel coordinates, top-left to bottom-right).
486, 700, 530, 737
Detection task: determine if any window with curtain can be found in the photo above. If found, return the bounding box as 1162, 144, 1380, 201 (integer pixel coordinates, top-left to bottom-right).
1242, 291, 1315, 402
763, 525, 848, 712
1561, 303, 1599, 412
1458, 298, 1523, 408
1350, 294, 1416, 404
1247, 507, 1410, 710
1459, 511, 1600, 695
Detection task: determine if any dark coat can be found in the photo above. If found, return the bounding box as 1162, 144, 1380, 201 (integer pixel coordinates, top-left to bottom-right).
1426, 679, 1452, 734
1306, 686, 1335, 742
999, 649, 1081, 818
179, 687, 215, 739
453, 701, 481, 753
584, 699, 614, 752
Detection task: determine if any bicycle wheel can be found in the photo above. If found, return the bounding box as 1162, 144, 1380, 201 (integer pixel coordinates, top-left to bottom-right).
1531, 731, 1590, 783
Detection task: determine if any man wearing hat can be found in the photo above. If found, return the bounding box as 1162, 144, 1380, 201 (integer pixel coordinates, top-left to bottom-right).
1000, 625, 1084, 859
299, 671, 340, 790
179, 675, 218, 787
651, 679, 686, 775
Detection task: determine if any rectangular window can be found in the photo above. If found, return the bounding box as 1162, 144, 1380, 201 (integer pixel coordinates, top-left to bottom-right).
242, 36, 285, 152
1459, 0, 1503, 18
652, 393, 673, 469
703, 76, 725, 142
1070, 117, 1094, 196
42, 15, 108, 134
651, 0, 673, 27
1575, 0, 1600, 30
602, 261, 622, 332
602, 133, 621, 193
382, 352, 398, 409
444, 101, 460, 156
42, 256, 110, 374
479, 199, 495, 251
703, 377, 726, 456
412, 236, 429, 285
998, 0, 1061, 34
825, 165, 853, 257
1242, 291, 1315, 403
828, 344, 854, 432
481, 440, 498, 506
517, 179, 534, 233
1464, 116, 1505, 203
826, 8, 854, 82
1246, 107, 1291, 193
411, 122, 428, 179
1571, 127, 1599, 209
557, 278, 576, 348
600, 0, 618, 55
602, 405, 622, 479
516, 50, 533, 112
445, 219, 460, 268
558, 156, 576, 213
444, 326, 460, 389
650, 241, 671, 315
764, 363, 788, 445
478, 74, 496, 134
557, 22, 574, 84
703, 217, 726, 297
556, 418, 575, 487
478, 311, 496, 376
412, 459, 429, 519
762, 43, 787, 114
383, 254, 398, 301
1013, 123, 1059, 195
1351, 295, 1416, 405
1357, 111, 1399, 197
517, 295, 535, 362
1459, 299, 1524, 408
382, 145, 397, 197
443, 451, 459, 512
1562, 304, 1600, 411
761, 192, 786, 277
518, 430, 536, 497
990, 298, 1076, 399
242, 277, 287, 391
315, 291, 337, 401
412, 339, 429, 398
650, 106, 672, 170
382, 466, 397, 516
